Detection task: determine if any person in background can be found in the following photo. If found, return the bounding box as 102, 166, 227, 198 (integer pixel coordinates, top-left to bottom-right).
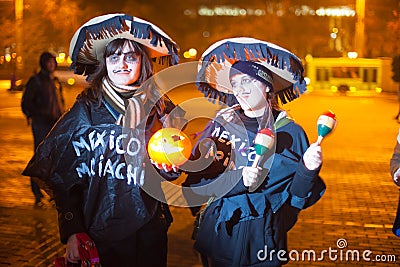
183, 37, 326, 267
23, 14, 184, 267
390, 129, 400, 237
21, 51, 64, 206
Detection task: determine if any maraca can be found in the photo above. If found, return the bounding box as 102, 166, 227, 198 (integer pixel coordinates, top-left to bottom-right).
249, 128, 274, 192
316, 110, 337, 145
252, 128, 275, 167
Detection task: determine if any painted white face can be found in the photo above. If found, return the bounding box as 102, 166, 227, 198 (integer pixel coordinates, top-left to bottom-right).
230, 73, 268, 112
106, 42, 141, 87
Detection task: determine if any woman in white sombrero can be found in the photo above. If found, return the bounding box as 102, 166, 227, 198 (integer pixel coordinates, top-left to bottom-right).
23, 14, 184, 266
183, 37, 326, 267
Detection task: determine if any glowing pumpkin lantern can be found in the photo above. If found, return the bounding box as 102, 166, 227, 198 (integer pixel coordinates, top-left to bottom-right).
147, 128, 192, 167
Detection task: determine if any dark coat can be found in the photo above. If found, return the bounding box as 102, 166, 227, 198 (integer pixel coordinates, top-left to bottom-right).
22, 97, 180, 244
22, 71, 64, 124
184, 111, 326, 266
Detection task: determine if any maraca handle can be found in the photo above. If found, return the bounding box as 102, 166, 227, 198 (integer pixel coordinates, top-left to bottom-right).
252, 154, 262, 168
248, 154, 262, 192
316, 136, 323, 145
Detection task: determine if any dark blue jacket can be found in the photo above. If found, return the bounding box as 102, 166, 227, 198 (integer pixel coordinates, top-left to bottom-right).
185, 110, 326, 266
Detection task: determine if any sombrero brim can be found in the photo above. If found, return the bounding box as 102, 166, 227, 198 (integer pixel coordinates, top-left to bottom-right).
69, 14, 180, 76
196, 37, 307, 105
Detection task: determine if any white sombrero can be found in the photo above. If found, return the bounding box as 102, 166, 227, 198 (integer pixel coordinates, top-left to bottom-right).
70, 13, 180, 76
197, 37, 307, 105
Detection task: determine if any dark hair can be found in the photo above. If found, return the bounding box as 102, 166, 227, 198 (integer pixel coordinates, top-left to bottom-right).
268, 92, 282, 111
39, 52, 57, 71
78, 39, 154, 105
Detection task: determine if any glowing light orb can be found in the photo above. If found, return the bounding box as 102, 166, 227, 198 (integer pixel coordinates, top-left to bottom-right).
147, 128, 192, 167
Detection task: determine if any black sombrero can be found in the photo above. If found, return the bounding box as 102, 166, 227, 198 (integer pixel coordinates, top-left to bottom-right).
69, 13, 180, 76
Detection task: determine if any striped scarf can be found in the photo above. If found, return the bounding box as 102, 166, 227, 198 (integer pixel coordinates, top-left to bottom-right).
102, 77, 146, 128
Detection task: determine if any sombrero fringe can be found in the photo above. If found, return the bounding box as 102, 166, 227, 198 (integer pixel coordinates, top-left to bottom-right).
132, 20, 178, 64
71, 15, 179, 76
197, 82, 237, 106
197, 41, 307, 105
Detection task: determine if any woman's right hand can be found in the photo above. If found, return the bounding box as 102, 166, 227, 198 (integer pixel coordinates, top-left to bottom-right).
150, 159, 179, 172
66, 234, 80, 264
394, 168, 400, 186
242, 166, 262, 188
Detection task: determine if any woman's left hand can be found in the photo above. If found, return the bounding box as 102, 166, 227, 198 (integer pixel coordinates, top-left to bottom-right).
66, 234, 80, 264
150, 159, 179, 172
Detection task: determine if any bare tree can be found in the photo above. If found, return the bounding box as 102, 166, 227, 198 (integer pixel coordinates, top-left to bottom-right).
13, 0, 90, 77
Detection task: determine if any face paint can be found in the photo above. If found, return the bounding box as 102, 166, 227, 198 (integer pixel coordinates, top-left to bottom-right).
106, 42, 142, 87
230, 73, 268, 114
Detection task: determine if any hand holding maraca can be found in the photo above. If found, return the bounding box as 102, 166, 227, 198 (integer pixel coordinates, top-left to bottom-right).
302, 110, 336, 171
303, 143, 322, 170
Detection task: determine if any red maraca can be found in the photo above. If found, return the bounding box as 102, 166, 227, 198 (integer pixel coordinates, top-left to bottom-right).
316, 110, 337, 145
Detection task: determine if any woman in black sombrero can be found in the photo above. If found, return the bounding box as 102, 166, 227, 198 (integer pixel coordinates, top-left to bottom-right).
22, 14, 184, 267
183, 37, 326, 266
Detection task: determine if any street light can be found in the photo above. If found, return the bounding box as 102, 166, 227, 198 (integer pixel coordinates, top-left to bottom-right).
5, 54, 11, 63
347, 51, 358, 59
183, 48, 198, 59
2, 0, 24, 87
15, 0, 23, 71
355, 0, 365, 57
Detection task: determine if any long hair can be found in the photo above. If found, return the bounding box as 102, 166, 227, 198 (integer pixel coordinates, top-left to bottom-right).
268, 92, 282, 111
78, 39, 154, 106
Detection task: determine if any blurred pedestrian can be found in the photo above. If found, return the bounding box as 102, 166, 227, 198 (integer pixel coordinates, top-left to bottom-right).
21, 51, 65, 206
183, 37, 326, 267
390, 129, 400, 237
9, 72, 16, 91
22, 14, 184, 266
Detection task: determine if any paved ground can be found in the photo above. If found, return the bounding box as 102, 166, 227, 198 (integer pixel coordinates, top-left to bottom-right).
0, 84, 399, 267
